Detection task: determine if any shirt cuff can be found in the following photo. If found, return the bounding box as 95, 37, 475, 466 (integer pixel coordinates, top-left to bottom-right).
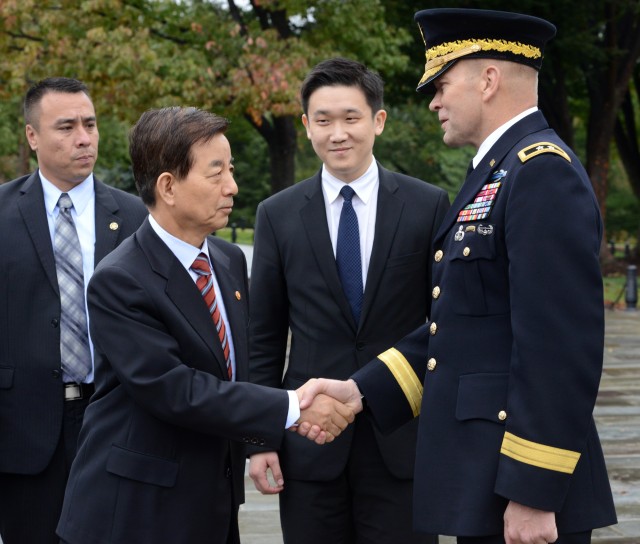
285, 390, 301, 429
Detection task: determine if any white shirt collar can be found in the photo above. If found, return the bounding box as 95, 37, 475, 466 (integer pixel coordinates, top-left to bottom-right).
148, 214, 209, 271
322, 157, 378, 204
41, 172, 94, 216
473, 107, 538, 168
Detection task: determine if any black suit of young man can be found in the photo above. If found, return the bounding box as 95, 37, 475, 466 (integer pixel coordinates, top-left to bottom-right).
249, 164, 449, 543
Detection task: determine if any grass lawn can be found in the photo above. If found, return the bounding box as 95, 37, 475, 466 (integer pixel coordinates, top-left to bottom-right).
603, 274, 631, 308
215, 227, 254, 245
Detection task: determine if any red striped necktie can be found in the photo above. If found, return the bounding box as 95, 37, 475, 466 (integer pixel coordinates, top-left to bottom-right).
191, 253, 232, 379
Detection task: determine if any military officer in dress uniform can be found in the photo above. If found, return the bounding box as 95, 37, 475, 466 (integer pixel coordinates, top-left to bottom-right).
299, 8, 618, 544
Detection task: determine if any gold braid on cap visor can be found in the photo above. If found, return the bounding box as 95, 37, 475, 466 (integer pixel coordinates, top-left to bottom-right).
419, 39, 542, 84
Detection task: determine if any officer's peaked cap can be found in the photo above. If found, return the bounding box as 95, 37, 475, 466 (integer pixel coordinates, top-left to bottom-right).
414, 8, 557, 93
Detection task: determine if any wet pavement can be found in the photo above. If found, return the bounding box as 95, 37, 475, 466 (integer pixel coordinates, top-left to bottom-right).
238, 309, 640, 543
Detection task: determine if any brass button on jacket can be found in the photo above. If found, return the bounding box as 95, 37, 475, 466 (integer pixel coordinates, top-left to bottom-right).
434, 250, 444, 262
429, 322, 438, 335
427, 358, 437, 371
432, 286, 441, 299
498, 410, 507, 421
463, 247, 471, 257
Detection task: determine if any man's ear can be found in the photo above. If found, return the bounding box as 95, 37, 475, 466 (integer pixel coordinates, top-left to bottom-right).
25, 124, 38, 151
481, 65, 501, 101
155, 172, 177, 206
301, 114, 311, 139
374, 109, 387, 136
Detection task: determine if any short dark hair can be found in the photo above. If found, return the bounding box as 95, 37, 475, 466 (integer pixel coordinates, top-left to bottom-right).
24, 77, 91, 128
129, 107, 230, 207
300, 57, 384, 116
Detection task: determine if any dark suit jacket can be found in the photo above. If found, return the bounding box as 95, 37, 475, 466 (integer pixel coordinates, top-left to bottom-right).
57, 219, 291, 544
249, 164, 449, 480
0, 171, 147, 475
353, 112, 617, 536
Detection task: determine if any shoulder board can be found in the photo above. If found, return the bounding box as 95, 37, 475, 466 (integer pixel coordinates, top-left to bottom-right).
518, 142, 571, 163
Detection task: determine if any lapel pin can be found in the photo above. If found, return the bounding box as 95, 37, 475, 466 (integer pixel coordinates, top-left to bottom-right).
489, 159, 496, 167
109, 222, 119, 231
235, 291, 241, 300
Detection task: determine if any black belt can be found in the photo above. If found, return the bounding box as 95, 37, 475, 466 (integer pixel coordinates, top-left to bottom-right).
64, 382, 95, 401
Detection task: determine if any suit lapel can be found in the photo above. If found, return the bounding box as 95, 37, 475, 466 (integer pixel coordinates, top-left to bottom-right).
138, 221, 227, 376
17, 172, 59, 294
94, 179, 124, 264
299, 174, 356, 329
434, 111, 550, 244
360, 166, 402, 325
208, 239, 247, 381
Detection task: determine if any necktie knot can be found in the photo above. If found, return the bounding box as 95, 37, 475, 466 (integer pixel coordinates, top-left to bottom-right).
191, 253, 211, 277
58, 193, 73, 212
340, 185, 355, 202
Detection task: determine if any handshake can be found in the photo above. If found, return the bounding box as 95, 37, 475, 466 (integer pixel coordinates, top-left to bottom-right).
292, 378, 364, 444
249, 378, 364, 495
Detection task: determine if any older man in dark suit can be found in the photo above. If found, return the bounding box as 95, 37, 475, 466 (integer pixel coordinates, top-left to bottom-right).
0, 77, 147, 544
56, 106, 353, 544
248, 58, 449, 544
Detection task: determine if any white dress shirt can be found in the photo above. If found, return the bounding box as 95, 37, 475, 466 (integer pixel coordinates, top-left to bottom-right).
322, 157, 379, 288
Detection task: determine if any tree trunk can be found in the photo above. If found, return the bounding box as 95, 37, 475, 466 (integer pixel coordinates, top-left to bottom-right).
247, 113, 297, 195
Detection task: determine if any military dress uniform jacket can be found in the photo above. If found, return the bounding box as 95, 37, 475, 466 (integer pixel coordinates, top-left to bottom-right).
352, 111, 617, 537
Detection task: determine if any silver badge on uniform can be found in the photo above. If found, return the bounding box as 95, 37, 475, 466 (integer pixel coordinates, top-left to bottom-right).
477, 224, 494, 236
454, 225, 465, 242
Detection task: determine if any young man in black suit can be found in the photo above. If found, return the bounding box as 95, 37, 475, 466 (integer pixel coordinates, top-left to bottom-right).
248, 57, 449, 544
0, 77, 148, 544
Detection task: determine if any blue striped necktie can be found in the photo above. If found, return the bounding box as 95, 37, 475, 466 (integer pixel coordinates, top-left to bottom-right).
336, 185, 363, 324
54, 193, 91, 383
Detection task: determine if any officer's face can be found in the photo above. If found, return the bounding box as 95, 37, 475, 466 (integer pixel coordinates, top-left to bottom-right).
429, 60, 484, 149
302, 85, 386, 183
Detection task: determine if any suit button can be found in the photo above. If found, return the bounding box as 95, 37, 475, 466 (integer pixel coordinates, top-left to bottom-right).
51, 318, 59, 327
434, 250, 444, 262
463, 247, 471, 257
427, 358, 437, 371
432, 286, 441, 299
429, 322, 437, 335
356, 342, 365, 351
498, 410, 507, 421
51, 369, 61, 379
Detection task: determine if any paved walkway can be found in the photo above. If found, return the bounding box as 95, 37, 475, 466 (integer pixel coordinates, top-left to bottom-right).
239, 309, 640, 543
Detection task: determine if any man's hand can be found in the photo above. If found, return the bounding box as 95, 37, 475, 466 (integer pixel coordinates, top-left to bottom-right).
248, 451, 284, 494
298, 378, 364, 414
504, 500, 558, 544
292, 389, 355, 444
292, 378, 363, 442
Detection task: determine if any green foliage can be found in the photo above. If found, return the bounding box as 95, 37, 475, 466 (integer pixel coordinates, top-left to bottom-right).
374, 103, 470, 199
0, 0, 637, 232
